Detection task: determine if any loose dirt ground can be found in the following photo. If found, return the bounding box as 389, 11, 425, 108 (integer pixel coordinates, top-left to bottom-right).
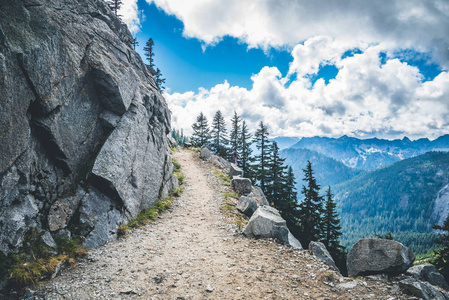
34, 150, 413, 299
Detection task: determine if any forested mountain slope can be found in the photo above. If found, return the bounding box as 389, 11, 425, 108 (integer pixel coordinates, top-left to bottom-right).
333, 151, 449, 253
281, 147, 364, 192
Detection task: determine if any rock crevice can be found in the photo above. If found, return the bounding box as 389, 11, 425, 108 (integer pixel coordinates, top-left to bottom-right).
0, 0, 176, 254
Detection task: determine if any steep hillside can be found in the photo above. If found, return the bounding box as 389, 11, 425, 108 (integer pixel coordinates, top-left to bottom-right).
280, 148, 364, 192
0, 0, 177, 254
333, 151, 449, 252
289, 135, 449, 170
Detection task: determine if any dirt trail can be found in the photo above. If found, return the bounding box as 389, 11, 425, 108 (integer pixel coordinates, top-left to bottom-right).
35, 150, 411, 299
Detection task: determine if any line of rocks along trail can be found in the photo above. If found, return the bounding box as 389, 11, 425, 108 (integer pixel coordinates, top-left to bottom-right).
35, 149, 413, 299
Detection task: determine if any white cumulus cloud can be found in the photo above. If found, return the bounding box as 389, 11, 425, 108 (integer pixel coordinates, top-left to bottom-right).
147, 0, 449, 67
119, 0, 141, 34
165, 42, 449, 140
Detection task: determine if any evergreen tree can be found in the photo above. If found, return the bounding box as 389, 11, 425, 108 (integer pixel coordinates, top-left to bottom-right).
253, 121, 270, 194
323, 186, 343, 249
107, 0, 123, 16
266, 142, 287, 205
281, 166, 301, 236
171, 129, 188, 146
131, 37, 139, 50
297, 161, 324, 247
155, 68, 166, 91
239, 120, 253, 179
229, 111, 242, 156
191, 112, 210, 147
143, 38, 155, 68
211, 110, 228, 157
431, 215, 449, 283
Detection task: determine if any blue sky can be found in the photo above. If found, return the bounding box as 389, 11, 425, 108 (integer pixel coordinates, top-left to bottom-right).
133, 1, 293, 93
120, 0, 449, 140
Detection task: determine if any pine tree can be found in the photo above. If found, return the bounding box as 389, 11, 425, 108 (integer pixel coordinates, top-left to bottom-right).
143, 38, 155, 68
107, 0, 123, 16
431, 215, 449, 283
253, 121, 270, 194
297, 161, 324, 247
322, 186, 342, 249
131, 37, 139, 50
266, 142, 287, 205
281, 166, 301, 236
191, 112, 210, 147
155, 68, 166, 91
239, 120, 253, 179
211, 110, 228, 157
229, 111, 241, 157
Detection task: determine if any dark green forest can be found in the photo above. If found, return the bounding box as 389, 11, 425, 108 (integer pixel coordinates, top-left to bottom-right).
333, 151, 449, 256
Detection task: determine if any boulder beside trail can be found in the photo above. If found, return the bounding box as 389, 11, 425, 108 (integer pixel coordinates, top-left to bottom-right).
229, 163, 244, 178
236, 193, 258, 217
309, 241, 340, 273
243, 206, 302, 249
232, 176, 252, 195
406, 264, 449, 291
200, 146, 212, 160
252, 186, 269, 206
347, 238, 415, 277
398, 277, 449, 300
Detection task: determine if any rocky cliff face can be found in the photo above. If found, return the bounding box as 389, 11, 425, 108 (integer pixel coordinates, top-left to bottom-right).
0, 0, 177, 253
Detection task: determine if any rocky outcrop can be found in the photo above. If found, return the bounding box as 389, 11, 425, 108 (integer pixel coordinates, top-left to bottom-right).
347, 239, 415, 277
229, 163, 243, 178
406, 263, 449, 291
252, 186, 269, 206
232, 176, 252, 195
236, 193, 258, 217
398, 276, 449, 300
432, 184, 449, 226
309, 241, 340, 273
243, 206, 302, 249
0, 0, 176, 254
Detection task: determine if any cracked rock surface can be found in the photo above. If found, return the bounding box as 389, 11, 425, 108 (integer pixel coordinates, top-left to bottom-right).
0, 0, 175, 253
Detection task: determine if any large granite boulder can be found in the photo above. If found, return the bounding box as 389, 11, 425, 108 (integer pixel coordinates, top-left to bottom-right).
406, 264, 449, 291
309, 241, 340, 273
0, 0, 175, 254
200, 146, 211, 160
243, 206, 302, 249
236, 193, 258, 217
229, 163, 243, 178
252, 186, 269, 206
347, 238, 415, 277
232, 176, 252, 195
398, 277, 448, 300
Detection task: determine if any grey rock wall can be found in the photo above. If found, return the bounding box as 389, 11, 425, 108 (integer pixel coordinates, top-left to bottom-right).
0, 0, 176, 253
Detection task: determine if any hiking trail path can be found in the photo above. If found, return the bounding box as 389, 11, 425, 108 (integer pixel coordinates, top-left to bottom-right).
35, 150, 411, 299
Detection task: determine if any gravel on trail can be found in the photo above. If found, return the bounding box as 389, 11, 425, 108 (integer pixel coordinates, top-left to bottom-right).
33, 150, 413, 299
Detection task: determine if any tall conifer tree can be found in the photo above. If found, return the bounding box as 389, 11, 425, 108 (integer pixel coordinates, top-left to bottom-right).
298, 161, 324, 247
143, 38, 155, 68
191, 112, 210, 147
229, 111, 241, 156
211, 110, 228, 157
253, 121, 270, 194
266, 142, 287, 204
239, 120, 253, 179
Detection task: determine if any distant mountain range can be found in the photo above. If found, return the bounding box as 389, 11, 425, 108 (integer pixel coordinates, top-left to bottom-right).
279, 134, 449, 254
281, 148, 364, 192
288, 134, 449, 170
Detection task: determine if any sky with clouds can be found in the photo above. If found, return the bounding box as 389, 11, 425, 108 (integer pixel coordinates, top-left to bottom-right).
120, 0, 449, 140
